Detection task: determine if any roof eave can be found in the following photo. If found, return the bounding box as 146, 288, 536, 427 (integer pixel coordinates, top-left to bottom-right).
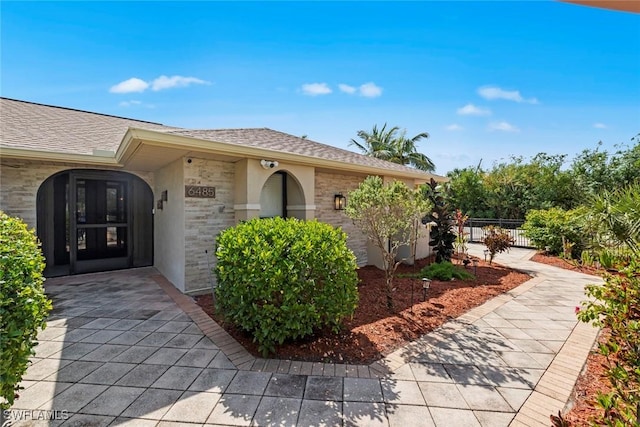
0, 146, 121, 166
120, 128, 446, 182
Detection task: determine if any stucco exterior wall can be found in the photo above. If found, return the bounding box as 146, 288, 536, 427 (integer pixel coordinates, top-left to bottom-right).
314, 171, 370, 266
183, 157, 236, 293
153, 158, 186, 290
234, 159, 315, 222
0, 159, 153, 230
1, 156, 432, 293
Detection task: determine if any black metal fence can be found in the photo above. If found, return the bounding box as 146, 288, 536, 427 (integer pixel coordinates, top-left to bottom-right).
463, 218, 533, 248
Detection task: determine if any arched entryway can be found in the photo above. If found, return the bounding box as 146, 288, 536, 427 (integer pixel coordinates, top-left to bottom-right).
259, 171, 306, 219
37, 169, 153, 276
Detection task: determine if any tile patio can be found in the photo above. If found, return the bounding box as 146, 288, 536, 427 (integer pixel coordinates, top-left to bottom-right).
7, 245, 601, 426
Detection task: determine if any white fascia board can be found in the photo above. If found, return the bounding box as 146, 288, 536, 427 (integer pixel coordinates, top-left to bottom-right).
119, 128, 446, 182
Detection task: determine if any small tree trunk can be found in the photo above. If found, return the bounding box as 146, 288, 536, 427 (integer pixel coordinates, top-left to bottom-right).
385, 273, 394, 312
382, 253, 396, 312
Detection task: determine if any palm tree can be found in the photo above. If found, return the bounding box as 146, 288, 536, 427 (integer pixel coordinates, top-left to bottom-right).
388, 130, 435, 172
350, 124, 435, 172
349, 123, 398, 160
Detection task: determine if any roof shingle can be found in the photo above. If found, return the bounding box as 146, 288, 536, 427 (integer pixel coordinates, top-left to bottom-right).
0, 97, 177, 155
166, 128, 432, 175
1, 97, 437, 178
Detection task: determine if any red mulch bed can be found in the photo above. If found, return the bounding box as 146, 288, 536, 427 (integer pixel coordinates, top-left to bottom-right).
195, 256, 530, 364
530, 252, 600, 275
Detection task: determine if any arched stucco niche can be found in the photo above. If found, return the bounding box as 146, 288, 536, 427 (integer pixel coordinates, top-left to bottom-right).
36, 168, 154, 277
234, 159, 315, 221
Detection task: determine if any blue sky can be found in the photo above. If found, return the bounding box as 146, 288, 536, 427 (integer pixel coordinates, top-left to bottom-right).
2, 1, 639, 174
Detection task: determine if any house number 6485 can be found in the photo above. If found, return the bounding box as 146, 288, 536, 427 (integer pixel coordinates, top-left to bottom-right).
185, 185, 216, 198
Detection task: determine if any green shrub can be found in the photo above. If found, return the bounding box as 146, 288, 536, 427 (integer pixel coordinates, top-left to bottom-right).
420, 261, 475, 281
214, 217, 359, 356
522, 207, 586, 257
0, 212, 52, 409
585, 184, 640, 256
599, 249, 616, 270
424, 178, 456, 263
580, 250, 596, 267
577, 266, 640, 425
483, 226, 514, 264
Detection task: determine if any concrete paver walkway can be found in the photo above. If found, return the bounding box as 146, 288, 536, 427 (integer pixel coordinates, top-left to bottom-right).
8, 245, 601, 426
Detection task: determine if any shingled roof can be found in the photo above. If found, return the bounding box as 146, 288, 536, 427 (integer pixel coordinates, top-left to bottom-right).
166, 128, 431, 175
0, 97, 177, 155
1, 97, 437, 177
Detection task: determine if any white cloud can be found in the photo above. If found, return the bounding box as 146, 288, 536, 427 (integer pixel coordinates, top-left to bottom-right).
301, 82, 332, 96
359, 82, 382, 98
151, 75, 210, 91
118, 100, 154, 108
338, 83, 356, 94
445, 124, 464, 131
478, 85, 538, 104
593, 122, 608, 129
118, 100, 142, 107
457, 103, 491, 116
110, 75, 209, 94
109, 78, 149, 94
488, 121, 520, 132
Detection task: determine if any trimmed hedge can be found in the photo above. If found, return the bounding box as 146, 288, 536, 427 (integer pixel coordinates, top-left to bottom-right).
1, 212, 51, 409
214, 217, 359, 356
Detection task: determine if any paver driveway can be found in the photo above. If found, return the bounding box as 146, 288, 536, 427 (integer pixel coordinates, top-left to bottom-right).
7, 245, 601, 426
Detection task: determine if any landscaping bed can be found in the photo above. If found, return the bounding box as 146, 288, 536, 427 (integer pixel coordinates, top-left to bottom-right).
531, 252, 619, 426
195, 256, 530, 364
530, 252, 599, 275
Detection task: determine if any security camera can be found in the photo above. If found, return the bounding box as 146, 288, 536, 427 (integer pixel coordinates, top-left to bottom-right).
260, 160, 279, 169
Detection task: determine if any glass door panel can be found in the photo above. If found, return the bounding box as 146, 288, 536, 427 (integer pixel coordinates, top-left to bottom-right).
71, 175, 131, 273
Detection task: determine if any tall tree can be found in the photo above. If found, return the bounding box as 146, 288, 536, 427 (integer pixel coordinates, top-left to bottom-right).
350, 123, 397, 160
350, 124, 435, 172
446, 164, 493, 218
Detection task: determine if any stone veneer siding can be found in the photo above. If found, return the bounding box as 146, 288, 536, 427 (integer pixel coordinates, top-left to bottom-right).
183, 157, 236, 293
0, 159, 153, 229
314, 171, 369, 266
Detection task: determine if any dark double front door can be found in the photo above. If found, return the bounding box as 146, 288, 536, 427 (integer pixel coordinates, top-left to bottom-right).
74, 176, 130, 273
38, 170, 153, 276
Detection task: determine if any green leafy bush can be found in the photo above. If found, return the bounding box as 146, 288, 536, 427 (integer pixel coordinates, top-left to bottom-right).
580, 250, 596, 267
1, 212, 52, 409
483, 226, 514, 264
585, 184, 640, 257
420, 261, 475, 281
577, 266, 640, 425
214, 217, 359, 356
522, 207, 586, 257
599, 249, 616, 270
424, 178, 456, 263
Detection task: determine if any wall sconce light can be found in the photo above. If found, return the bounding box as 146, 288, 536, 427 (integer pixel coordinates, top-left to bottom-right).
161, 190, 168, 202
334, 193, 346, 210
156, 200, 163, 210
422, 278, 432, 301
